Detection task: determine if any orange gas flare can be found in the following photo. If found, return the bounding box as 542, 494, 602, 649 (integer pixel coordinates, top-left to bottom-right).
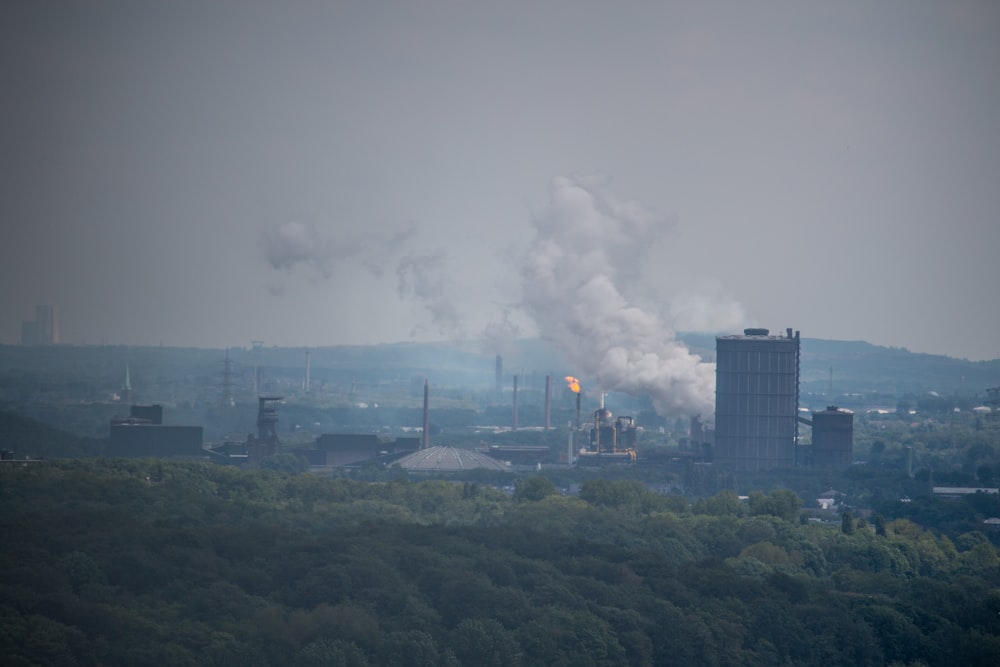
564, 376, 581, 393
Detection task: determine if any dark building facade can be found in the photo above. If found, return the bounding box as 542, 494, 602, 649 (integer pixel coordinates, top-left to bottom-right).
108, 424, 204, 458
307, 434, 420, 467
714, 328, 800, 471
130, 404, 163, 425
811, 406, 854, 467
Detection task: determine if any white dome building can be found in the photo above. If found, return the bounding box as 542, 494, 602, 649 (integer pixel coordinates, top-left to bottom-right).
393, 446, 509, 472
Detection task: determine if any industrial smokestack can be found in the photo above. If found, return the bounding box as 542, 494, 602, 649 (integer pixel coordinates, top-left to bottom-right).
513, 375, 519, 431
576, 392, 581, 430
567, 425, 575, 466
690, 415, 703, 444
495, 354, 503, 395
544, 375, 551, 430
422, 380, 430, 449
304, 349, 311, 393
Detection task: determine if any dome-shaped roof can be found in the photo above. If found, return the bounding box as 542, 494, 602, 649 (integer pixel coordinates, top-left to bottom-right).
394, 445, 509, 472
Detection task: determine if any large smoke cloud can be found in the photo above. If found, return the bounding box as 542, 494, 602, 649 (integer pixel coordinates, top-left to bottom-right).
396, 248, 462, 337
261, 220, 417, 280
521, 177, 715, 416
261, 219, 465, 338
261, 221, 337, 278
480, 307, 521, 358
667, 282, 746, 333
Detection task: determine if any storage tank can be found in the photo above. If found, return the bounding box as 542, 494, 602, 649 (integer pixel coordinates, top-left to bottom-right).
811, 405, 853, 467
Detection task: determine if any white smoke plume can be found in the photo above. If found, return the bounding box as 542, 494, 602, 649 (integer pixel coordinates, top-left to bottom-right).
262, 220, 462, 338
668, 281, 747, 333
262, 221, 336, 278
261, 220, 417, 279
521, 176, 715, 416
480, 307, 521, 357
396, 248, 462, 337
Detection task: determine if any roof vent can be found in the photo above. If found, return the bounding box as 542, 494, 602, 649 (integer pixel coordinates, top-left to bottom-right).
743, 328, 769, 336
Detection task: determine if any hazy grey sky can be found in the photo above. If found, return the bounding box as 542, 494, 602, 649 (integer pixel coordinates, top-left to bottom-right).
2, 0, 998, 361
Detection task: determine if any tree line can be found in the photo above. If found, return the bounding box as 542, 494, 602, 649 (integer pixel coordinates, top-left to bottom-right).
2, 459, 998, 665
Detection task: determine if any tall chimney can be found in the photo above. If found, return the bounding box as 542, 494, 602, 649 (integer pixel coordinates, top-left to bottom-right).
544, 375, 551, 430
422, 380, 430, 449
512, 375, 519, 431
304, 349, 311, 393
495, 354, 503, 395
576, 392, 581, 430
567, 425, 575, 466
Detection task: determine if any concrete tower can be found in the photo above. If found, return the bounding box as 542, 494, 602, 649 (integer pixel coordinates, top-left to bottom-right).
714, 328, 800, 471
20, 305, 58, 345
495, 354, 503, 395
811, 406, 854, 467
35, 305, 57, 345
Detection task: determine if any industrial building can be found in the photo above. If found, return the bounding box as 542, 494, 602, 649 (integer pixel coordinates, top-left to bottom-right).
393, 445, 509, 472
129, 404, 163, 425
306, 434, 419, 467
303, 379, 495, 469
108, 421, 204, 458
809, 405, 854, 467
21, 305, 58, 346
108, 404, 203, 458
714, 328, 800, 471
205, 396, 285, 465
575, 405, 637, 464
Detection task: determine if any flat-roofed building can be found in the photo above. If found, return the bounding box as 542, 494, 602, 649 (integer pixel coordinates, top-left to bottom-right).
714, 328, 800, 471
108, 423, 204, 458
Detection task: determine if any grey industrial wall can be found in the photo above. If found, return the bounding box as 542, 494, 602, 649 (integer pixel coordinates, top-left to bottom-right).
714, 332, 799, 470
811, 407, 853, 467
108, 424, 204, 458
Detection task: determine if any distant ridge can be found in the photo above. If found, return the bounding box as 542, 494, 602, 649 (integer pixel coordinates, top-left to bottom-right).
677, 333, 1000, 395
1, 336, 997, 399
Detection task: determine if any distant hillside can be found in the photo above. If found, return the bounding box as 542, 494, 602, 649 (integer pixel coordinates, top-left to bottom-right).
678, 333, 1000, 398
0, 410, 103, 458
1, 337, 997, 419
797, 338, 999, 397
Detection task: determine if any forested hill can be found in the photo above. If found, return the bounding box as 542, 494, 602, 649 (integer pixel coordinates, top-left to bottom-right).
797, 339, 999, 396
2, 337, 996, 405
678, 333, 1000, 396
3, 460, 999, 666
0, 409, 103, 458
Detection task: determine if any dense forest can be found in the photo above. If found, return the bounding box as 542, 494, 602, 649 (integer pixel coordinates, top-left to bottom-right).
2, 459, 999, 666
2, 341, 998, 664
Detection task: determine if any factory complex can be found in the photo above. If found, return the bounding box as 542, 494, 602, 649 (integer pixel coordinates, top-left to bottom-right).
99, 326, 861, 475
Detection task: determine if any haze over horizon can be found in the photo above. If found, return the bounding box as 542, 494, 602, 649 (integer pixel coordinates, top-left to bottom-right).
2, 1, 998, 361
